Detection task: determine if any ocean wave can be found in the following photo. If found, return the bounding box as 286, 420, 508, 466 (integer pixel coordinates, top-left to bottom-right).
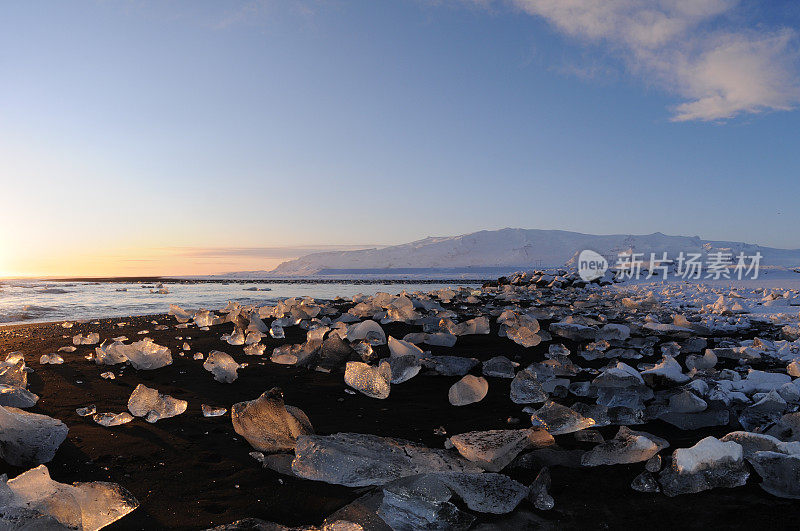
37, 288, 72, 294
0, 305, 58, 323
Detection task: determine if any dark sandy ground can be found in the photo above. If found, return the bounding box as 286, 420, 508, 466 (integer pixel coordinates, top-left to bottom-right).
2, 307, 800, 530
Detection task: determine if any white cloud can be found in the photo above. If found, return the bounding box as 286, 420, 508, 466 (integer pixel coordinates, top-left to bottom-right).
493, 0, 800, 121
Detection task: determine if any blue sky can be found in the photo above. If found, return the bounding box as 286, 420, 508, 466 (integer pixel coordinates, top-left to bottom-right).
1, 1, 799, 276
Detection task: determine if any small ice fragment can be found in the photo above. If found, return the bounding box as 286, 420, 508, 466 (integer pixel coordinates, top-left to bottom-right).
100, 371, 116, 380
631, 471, 660, 492
530, 401, 595, 435
202, 404, 228, 417
76, 405, 97, 416
73, 332, 100, 345
223, 327, 246, 346
244, 343, 266, 356
448, 375, 489, 406
203, 351, 240, 383
93, 412, 134, 426
528, 466, 554, 510
39, 354, 64, 365
127, 384, 187, 423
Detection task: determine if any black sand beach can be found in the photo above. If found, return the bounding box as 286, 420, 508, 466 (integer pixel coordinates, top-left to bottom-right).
2, 291, 800, 530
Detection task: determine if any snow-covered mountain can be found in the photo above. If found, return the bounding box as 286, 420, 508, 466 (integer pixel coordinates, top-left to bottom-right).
265, 228, 800, 277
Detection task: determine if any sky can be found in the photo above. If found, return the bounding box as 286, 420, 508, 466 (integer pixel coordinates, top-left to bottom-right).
1, 0, 799, 277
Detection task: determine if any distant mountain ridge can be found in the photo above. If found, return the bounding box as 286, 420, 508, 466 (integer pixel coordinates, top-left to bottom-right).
263, 228, 800, 277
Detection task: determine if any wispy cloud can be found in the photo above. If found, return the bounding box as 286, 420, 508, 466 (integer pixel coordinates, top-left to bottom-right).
480, 0, 800, 121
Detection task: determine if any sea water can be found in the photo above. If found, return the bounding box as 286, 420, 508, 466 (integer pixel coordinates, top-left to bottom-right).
0, 279, 482, 325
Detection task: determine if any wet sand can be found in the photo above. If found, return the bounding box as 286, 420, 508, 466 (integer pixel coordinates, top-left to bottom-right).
1, 307, 799, 530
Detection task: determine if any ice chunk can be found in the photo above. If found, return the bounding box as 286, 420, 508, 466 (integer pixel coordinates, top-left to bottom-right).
346, 320, 387, 345
73, 332, 100, 345
202, 404, 227, 417
668, 390, 707, 413
720, 431, 800, 459
597, 323, 630, 341
641, 355, 690, 386
93, 412, 134, 427
243, 343, 266, 356
231, 388, 313, 452
222, 327, 245, 346
432, 472, 528, 514
0, 406, 68, 466
306, 326, 329, 343
581, 426, 669, 466
549, 322, 596, 342
169, 304, 193, 323
675, 437, 742, 474
448, 375, 488, 406
739, 390, 787, 431
247, 312, 269, 334
748, 451, 800, 499
425, 332, 457, 347
0, 464, 139, 530
204, 350, 240, 383
387, 355, 421, 384
127, 384, 187, 423
378, 474, 475, 530
76, 405, 96, 417
528, 466, 554, 510
657, 409, 730, 430
765, 411, 800, 441
448, 428, 554, 471
0, 384, 38, 408
387, 336, 423, 359
506, 325, 542, 348
269, 324, 285, 339
659, 436, 748, 496
421, 355, 478, 376
685, 350, 717, 371
94, 341, 128, 366
344, 361, 391, 399
194, 310, 216, 327
124, 338, 172, 370
315, 336, 356, 372
291, 433, 482, 487
482, 356, 517, 378
39, 353, 64, 364
646, 454, 662, 472
631, 471, 660, 493
592, 361, 644, 388
0, 353, 27, 388
529, 401, 595, 435
509, 369, 548, 404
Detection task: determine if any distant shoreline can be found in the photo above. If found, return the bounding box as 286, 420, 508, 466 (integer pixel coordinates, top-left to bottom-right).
17, 277, 489, 285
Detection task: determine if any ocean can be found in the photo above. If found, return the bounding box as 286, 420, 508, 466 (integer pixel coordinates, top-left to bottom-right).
0, 279, 483, 325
